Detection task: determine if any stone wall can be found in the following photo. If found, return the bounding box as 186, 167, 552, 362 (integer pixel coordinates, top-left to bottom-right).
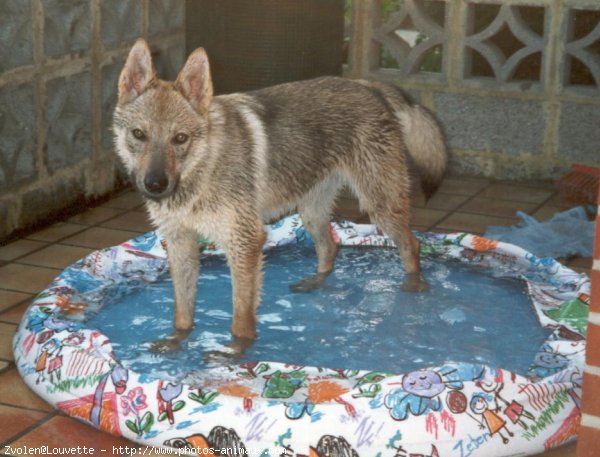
0, 0, 184, 242
346, 0, 600, 179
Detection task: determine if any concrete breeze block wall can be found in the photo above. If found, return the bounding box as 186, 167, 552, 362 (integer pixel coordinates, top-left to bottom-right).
346, 0, 600, 180
0, 0, 185, 242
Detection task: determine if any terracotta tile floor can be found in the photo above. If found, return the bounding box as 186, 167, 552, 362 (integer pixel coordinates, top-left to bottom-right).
0, 176, 592, 456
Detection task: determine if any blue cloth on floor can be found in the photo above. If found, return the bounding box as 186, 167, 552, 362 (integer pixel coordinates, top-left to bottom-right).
484, 206, 594, 258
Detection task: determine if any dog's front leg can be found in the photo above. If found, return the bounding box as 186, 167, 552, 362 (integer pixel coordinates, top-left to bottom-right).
151, 227, 200, 353
227, 220, 267, 345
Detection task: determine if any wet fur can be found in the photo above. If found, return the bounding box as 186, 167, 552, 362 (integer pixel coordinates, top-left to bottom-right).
113, 39, 448, 350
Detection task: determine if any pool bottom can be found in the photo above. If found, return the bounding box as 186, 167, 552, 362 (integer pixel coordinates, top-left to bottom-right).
83, 245, 550, 382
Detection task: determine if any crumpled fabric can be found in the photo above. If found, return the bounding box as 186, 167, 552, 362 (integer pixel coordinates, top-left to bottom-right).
484, 206, 595, 259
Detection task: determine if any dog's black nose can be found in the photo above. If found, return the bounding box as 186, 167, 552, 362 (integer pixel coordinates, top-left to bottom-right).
144, 174, 169, 195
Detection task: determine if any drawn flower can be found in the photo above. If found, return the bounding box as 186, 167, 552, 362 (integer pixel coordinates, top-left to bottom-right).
159, 383, 183, 403
121, 387, 148, 416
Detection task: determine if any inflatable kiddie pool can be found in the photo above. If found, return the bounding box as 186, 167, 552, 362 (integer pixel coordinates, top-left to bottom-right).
14, 215, 589, 456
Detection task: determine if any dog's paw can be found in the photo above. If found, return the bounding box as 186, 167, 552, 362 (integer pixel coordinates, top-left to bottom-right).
150, 338, 182, 353
401, 273, 430, 292
290, 271, 330, 293
203, 349, 238, 365
149, 328, 192, 353
203, 336, 254, 365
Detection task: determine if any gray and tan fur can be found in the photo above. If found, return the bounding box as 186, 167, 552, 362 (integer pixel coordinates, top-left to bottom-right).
113, 39, 447, 352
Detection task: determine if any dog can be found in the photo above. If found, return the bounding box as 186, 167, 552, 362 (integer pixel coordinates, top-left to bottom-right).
113, 39, 447, 353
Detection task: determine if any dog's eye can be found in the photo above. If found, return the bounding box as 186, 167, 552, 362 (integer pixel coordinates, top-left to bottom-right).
132, 129, 146, 141
173, 133, 189, 145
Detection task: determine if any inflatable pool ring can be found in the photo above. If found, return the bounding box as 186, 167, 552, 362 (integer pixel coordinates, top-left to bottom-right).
13, 215, 589, 456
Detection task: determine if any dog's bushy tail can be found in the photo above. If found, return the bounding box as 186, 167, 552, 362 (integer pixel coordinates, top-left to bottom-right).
366, 81, 448, 200
397, 104, 447, 200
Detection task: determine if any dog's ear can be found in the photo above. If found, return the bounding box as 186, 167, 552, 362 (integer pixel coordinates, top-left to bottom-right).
175, 48, 213, 114
118, 38, 155, 105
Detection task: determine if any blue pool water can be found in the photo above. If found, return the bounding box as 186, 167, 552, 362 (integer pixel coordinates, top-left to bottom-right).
86, 245, 549, 381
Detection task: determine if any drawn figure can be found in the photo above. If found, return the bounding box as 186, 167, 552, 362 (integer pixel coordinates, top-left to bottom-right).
34, 331, 83, 384
395, 444, 440, 457
56, 295, 87, 316
543, 297, 589, 336
90, 365, 129, 427
30, 313, 79, 344
477, 380, 535, 430
164, 426, 246, 455
529, 344, 570, 380
35, 338, 60, 384
262, 369, 306, 399
285, 397, 315, 420
524, 253, 559, 275
125, 231, 159, 252
309, 435, 358, 457
384, 367, 463, 421
469, 394, 514, 444
353, 371, 386, 399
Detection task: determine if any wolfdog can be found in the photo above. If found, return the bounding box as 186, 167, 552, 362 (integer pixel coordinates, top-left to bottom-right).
113, 39, 447, 352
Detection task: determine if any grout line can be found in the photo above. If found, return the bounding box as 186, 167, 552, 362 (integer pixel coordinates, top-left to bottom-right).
431, 180, 493, 231
0, 400, 52, 415
0, 296, 34, 315
23, 224, 90, 246
0, 285, 48, 296
528, 189, 561, 218
0, 410, 59, 449
13, 260, 85, 270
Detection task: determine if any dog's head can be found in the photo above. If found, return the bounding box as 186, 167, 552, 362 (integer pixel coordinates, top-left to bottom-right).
113, 39, 213, 201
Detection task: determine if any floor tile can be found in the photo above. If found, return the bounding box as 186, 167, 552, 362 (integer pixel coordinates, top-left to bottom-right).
411, 225, 431, 233
8, 414, 134, 451
564, 256, 593, 276
566, 256, 593, 268
61, 227, 138, 249
545, 192, 584, 209
101, 190, 144, 210
0, 368, 53, 412
0, 322, 17, 361
17, 244, 93, 270
532, 204, 571, 221
0, 264, 60, 294
478, 183, 554, 204
434, 212, 518, 235
0, 240, 47, 262
26, 222, 85, 243
436, 177, 490, 196
68, 206, 124, 225
100, 211, 154, 233
459, 197, 538, 218
411, 207, 448, 228
413, 192, 471, 211
0, 404, 48, 443
0, 301, 31, 324
0, 290, 32, 314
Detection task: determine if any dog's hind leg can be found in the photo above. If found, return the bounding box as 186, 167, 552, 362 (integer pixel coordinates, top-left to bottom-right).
352, 158, 429, 292
290, 177, 341, 293
374, 205, 428, 292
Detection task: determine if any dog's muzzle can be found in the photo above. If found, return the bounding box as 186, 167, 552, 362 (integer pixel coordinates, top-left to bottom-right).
137, 172, 177, 201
